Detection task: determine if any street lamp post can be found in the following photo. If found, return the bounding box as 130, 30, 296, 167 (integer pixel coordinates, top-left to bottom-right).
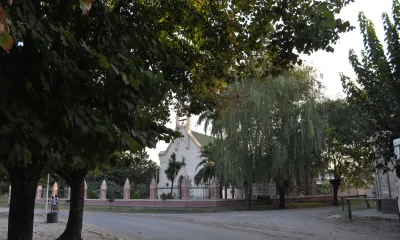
45, 173, 49, 215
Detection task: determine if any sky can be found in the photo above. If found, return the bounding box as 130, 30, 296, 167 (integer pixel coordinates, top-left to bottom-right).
147, 0, 394, 164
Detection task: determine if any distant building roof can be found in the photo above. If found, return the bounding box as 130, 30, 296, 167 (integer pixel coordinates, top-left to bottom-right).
191, 131, 214, 146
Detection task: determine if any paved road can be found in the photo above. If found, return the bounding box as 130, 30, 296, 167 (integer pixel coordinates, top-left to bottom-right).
55, 207, 399, 240
59, 210, 267, 240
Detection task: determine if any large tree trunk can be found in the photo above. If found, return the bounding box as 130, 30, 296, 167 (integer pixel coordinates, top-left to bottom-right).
304, 167, 310, 195
224, 182, 228, 200
57, 181, 85, 240
243, 181, 252, 210
330, 178, 341, 206
231, 186, 235, 199
170, 181, 174, 196
278, 187, 286, 209
219, 181, 223, 199
3, 158, 43, 240
54, 168, 88, 240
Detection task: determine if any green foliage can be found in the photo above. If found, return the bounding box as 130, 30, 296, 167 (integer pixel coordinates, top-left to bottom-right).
322, 99, 371, 179
165, 153, 186, 194
133, 191, 140, 199
160, 193, 167, 201
107, 181, 121, 205
213, 67, 325, 190
86, 150, 157, 191
166, 193, 173, 199
318, 182, 330, 195
0, 182, 8, 195
208, 67, 326, 208
0, 0, 357, 170
322, 99, 371, 180
194, 143, 217, 185
88, 190, 98, 199
131, 183, 149, 199
341, 0, 400, 168
0, 163, 8, 183
0, 0, 357, 238
321, 99, 373, 204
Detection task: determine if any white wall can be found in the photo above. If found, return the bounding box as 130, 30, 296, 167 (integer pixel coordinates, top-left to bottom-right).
375, 164, 399, 199
158, 135, 202, 189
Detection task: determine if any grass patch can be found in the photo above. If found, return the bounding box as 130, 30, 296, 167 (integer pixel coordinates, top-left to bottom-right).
0, 198, 8, 207
33, 201, 332, 214
31, 200, 373, 214
82, 202, 331, 213
251, 202, 330, 211
34, 204, 245, 213
82, 205, 247, 214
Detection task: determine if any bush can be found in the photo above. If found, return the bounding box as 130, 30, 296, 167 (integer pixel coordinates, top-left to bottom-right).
88, 190, 98, 199
133, 191, 140, 199
131, 183, 150, 199
160, 193, 167, 201
166, 193, 173, 199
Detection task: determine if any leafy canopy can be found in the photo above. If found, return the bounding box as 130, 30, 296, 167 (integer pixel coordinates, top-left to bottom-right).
212, 67, 325, 190
341, 0, 400, 166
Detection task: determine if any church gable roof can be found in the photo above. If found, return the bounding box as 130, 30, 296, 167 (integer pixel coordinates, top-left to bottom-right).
158, 130, 213, 156
191, 131, 214, 146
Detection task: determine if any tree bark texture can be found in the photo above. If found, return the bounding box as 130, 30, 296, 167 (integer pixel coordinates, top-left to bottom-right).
54, 168, 88, 240
3, 158, 43, 240
304, 167, 310, 195
224, 182, 228, 199
219, 181, 223, 199
330, 178, 341, 206
278, 187, 286, 209
243, 181, 252, 210
56, 181, 85, 240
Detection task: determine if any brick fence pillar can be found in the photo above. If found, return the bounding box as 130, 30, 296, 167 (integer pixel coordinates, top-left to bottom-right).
210, 178, 221, 200
312, 182, 317, 196
124, 178, 131, 200
52, 182, 58, 197
181, 177, 191, 200
100, 180, 107, 200
292, 184, 298, 197
36, 185, 42, 199
149, 178, 157, 200
84, 181, 88, 199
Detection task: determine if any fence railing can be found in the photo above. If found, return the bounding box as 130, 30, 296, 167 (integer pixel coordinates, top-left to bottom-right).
157, 185, 211, 200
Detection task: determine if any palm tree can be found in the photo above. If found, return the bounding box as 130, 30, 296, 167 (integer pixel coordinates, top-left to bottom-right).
194, 143, 216, 185
196, 110, 217, 134
195, 143, 230, 199
165, 153, 186, 195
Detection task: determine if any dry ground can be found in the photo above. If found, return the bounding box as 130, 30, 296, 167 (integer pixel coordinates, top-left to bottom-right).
0, 213, 119, 240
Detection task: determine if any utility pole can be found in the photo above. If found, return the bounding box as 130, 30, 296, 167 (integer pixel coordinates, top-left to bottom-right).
155, 166, 158, 185
8, 186, 11, 205
45, 173, 49, 214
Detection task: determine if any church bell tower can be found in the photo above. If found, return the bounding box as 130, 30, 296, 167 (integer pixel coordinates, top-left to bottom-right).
175, 113, 192, 150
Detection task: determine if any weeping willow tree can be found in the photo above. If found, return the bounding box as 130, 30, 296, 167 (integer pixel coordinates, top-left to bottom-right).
212, 67, 326, 209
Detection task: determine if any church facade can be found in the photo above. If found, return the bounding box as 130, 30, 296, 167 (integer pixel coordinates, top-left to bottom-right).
157, 116, 214, 199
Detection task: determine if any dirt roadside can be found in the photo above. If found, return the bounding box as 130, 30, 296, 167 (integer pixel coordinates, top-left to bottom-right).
0, 213, 120, 240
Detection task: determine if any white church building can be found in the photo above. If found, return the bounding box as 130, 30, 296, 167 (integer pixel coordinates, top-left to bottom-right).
157, 115, 215, 199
